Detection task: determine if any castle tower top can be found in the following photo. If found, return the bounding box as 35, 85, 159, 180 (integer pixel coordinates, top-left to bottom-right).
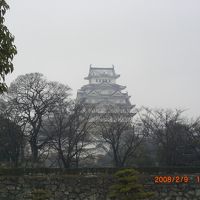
84, 65, 120, 84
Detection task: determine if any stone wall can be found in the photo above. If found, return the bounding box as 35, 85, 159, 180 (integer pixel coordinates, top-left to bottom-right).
146, 176, 200, 200
0, 174, 112, 200
0, 172, 200, 200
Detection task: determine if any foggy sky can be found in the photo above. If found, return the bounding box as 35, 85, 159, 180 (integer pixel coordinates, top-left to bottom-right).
5, 0, 200, 117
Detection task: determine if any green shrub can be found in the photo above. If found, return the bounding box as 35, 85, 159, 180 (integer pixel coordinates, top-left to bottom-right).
109, 169, 154, 200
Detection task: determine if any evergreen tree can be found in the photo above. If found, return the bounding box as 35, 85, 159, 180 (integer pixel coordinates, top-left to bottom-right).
109, 169, 154, 200
0, 115, 23, 167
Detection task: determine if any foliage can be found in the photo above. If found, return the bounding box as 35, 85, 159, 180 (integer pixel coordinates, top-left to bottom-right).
109, 169, 154, 200
0, 115, 23, 167
0, 0, 17, 93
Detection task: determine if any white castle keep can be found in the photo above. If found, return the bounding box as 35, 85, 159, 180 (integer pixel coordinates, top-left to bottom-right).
76, 65, 135, 114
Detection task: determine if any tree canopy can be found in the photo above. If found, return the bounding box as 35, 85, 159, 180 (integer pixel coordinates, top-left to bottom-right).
7, 73, 71, 165
0, 0, 17, 93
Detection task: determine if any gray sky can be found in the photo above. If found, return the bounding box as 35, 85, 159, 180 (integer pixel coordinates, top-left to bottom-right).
5, 0, 200, 117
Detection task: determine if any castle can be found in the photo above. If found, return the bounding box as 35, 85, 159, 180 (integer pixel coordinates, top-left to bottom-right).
76, 65, 134, 113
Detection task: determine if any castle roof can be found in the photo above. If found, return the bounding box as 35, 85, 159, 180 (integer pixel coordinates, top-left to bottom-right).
80, 82, 126, 91
84, 66, 120, 80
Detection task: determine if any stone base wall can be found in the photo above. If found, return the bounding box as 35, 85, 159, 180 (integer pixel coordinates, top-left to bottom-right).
0, 173, 200, 200
0, 174, 112, 200
147, 183, 200, 200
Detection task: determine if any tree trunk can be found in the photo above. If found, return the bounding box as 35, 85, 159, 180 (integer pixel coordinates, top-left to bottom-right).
30, 138, 38, 164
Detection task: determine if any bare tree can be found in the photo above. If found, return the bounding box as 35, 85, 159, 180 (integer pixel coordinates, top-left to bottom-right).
4, 73, 71, 165
46, 100, 95, 168
185, 117, 200, 163
96, 105, 144, 167
138, 107, 195, 166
